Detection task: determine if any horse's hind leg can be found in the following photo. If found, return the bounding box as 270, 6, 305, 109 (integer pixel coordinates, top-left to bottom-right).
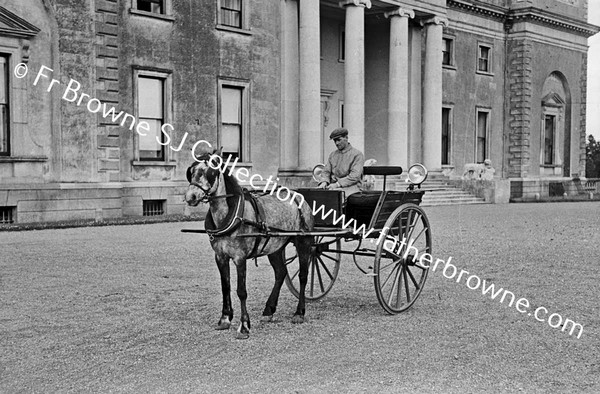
234, 258, 251, 339
215, 254, 233, 330
292, 236, 312, 324
261, 249, 288, 322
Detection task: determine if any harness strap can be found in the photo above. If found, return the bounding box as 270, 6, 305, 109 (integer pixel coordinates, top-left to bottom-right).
243, 190, 271, 262
205, 194, 244, 237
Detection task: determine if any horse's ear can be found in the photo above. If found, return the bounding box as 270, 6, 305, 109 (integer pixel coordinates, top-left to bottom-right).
186, 166, 193, 183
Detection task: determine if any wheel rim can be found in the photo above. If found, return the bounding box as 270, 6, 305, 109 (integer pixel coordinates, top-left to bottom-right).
284, 236, 341, 300
374, 204, 431, 314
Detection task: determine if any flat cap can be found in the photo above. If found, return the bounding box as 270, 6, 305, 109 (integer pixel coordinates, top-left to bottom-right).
329, 127, 348, 140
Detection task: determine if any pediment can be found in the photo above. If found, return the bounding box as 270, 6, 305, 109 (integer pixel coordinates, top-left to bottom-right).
0, 6, 40, 39
542, 92, 566, 106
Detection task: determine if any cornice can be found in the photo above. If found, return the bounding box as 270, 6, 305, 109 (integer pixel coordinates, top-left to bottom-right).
447, 0, 600, 38
507, 7, 600, 38
447, 0, 507, 22
0, 6, 40, 39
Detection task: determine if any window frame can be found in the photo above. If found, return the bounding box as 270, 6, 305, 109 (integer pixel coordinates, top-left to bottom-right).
476, 42, 493, 75
475, 108, 491, 164
132, 68, 173, 163
216, 0, 251, 34
0, 54, 10, 157
441, 106, 453, 165
442, 35, 455, 69
543, 114, 556, 166
217, 78, 250, 163
130, 0, 174, 21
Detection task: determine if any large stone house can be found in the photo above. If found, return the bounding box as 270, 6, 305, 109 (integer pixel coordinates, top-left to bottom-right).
0, 0, 598, 223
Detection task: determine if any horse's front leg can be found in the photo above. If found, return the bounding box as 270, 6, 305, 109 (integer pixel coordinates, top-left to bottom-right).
215, 253, 233, 330
234, 258, 251, 339
292, 237, 312, 324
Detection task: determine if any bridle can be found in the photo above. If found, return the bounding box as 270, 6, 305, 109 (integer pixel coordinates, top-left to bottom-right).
187, 158, 233, 203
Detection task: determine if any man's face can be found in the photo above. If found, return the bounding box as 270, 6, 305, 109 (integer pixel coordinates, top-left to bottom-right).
333, 135, 349, 151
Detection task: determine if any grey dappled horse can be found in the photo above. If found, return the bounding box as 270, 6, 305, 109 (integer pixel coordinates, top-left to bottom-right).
185, 152, 314, 339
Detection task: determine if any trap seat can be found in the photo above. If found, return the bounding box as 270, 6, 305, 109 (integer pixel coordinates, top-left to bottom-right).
345, 191, 381, 228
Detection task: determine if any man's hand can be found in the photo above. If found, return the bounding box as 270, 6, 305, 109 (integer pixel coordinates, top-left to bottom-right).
318, 182, 329, 189
327, 182, 341, 190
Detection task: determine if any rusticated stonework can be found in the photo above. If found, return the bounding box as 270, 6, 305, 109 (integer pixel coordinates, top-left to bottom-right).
579, 52, 588, 177
507, 38, 533, 178
95, 0, 121, 181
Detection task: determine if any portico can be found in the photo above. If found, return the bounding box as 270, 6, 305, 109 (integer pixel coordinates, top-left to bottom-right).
280, 0, 448, 178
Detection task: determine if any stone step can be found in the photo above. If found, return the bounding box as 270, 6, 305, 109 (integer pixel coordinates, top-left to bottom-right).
421, 199, 488, 207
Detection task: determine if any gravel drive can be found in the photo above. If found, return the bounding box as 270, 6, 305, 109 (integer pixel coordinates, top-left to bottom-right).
1, 202, 599, 393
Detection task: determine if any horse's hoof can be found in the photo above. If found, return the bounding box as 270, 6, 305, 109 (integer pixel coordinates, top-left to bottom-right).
291, 314, 305, 324
260, 315, 274, 323
235, 331, 250, 340
215, 322, 231, 330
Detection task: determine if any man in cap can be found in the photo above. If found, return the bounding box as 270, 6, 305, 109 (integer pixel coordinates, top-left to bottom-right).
318, 127, 364, 196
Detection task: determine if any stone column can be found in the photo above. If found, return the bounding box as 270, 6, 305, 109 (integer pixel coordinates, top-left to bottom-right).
421, 16, 448, 172
340, 0, 371, 154
280, 0, 299, 172
385, 8, 414, 167
298, 0, 321, 170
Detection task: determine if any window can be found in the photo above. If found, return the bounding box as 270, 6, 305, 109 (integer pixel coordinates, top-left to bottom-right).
137, 77, 165, 160
477, 44, 491, 73
0, 55, 9, 156
218, 79, 249, 162
220, 0, 242, 28
217, 0, 249, 32
0, 206, 15, 224
133, 69, 172, 162
442, 107, 451, 165
130, 0, 173, 20
339, 101, 344, 128
136, 0, 163, 14
442, 37, 454, 66
544, 115, 555, 165
476, 110, 489, 163
143, 200, 165, 216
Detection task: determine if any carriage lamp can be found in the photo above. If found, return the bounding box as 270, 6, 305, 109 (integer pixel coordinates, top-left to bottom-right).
312, 163, 326, 183
407, 163, 428, 187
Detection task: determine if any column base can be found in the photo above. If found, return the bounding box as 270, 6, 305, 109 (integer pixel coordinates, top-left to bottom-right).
278, 168, 317, 189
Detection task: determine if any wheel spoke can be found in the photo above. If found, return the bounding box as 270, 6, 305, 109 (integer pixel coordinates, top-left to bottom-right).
309, 258, 316, 297
286, 253, 298, 264
406, 266, 420, 290
321, 252, 340, 263
395, 265, 404, 309
410, 226, 427, 245
314, 257, 325, 293
403, 266, 411, 303
317, 256, 334, 280
379, 258, 401, 273
289, 268, 299, 282
381, 262, 399, 289
388, 265, 402, 305
404, 211, 420, 244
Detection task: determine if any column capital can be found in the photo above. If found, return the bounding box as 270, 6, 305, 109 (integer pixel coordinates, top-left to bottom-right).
339, 0, 371, 9
384, 8, 414, 19
420, 16, 449, 28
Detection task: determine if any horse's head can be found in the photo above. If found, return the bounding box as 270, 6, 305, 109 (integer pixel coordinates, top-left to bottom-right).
184, 151, 223, 206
